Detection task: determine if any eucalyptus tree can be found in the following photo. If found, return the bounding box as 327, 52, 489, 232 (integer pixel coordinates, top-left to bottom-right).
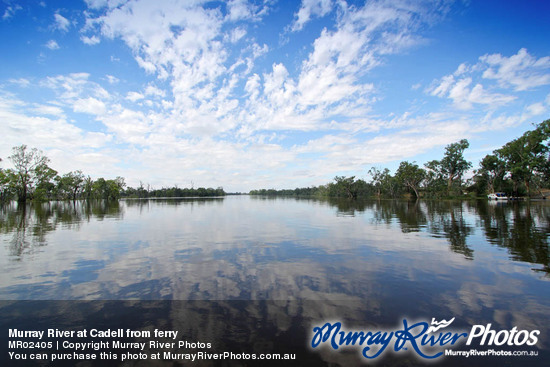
425, 139, 471, 195
33, 164, 58, 200
8, 145, 52, 202
496, 120, 550, 196
83, 176, 94, 200
92, 176, 126, 200
476, 154, 507, 194
0, 158, 12, 201
329, 176, 359, 199
58, 170, 86, 201
395, 161, 426, 198
368, 167, 399, 198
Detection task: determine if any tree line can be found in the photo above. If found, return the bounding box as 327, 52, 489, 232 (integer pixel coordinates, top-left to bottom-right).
123, 184, 225, 198
0, 145, 225, 202
250, 119, 550, 199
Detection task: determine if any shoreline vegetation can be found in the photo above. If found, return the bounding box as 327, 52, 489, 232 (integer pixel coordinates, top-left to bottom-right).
250, 119, 550, 200
1, 119, 548, 203
0, 146, 226, 202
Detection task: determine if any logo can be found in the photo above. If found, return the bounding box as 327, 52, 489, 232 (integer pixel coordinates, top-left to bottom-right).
310, 318, 540, 361
427, 317, 455, 333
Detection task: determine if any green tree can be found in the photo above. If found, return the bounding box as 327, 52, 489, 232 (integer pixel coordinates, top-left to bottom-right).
83, 176, 94, 200
33, 165, 58, 201
368, 167, 399, 198
92, 177, 126, 200
58, 170, 85, 201
496, 120, 550, 196
395, 161, 426, 198
425, 139, 471, 195
0, 158, 14, 201
476, 154, 506, 194
8, 145, 52, 202
329, 176, 360, 199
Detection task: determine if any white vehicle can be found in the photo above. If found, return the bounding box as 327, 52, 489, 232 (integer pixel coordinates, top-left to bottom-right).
488, 192, 508, 200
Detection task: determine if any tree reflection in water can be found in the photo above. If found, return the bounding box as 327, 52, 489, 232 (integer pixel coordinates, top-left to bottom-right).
0, 200, 122, 258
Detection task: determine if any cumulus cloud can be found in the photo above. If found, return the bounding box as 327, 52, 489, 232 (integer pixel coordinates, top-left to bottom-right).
125, 91, 144, 102
428, 55, 522, 109
105, 75, 119, 84
42, 73, 110, 102
81, 35, 101, 45
291, 0, 334, 32
226, 0, 259, 22
32, 104, 65, 117
0, 94, 109, 161
54, 13, 70, 32
81, 0, 444, 140
480, 48, 550, 91
8, 1, 547, 191
55, 0, 470, 189
73, 97, 107, 115
144, 85, 165, 98
448, 78, 516, 110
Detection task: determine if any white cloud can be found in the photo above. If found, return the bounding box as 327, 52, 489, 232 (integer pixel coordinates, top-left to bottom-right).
8, 78, 31, 87
2, 5, 22, 20
428, 56, 523, 110
84, 0, 109, 10
226, 0, 257, 22
448, 77, 516, 110
291, 0, 334, 32
42, 73, 111, 103
33, 104, 65, 117
98, 107, 151, 145
42, 73, 91, 99
81, 35, 101, 45
45, 40, 60, 50
480, 48, 550, 91
144, 85, 165, 98
105, 75, 119, 84
429, 49, 550, 113
228, 27, 246, 43
0, 95, 111, 171
73, 97, 107, 115
430, 74, 455, 97
125, 91, 144, 102
54, 13, 70, 32
79, 0, 445, 145
7, 0, 543, 192
526, 102, 546, 116
287, 113, 472, 180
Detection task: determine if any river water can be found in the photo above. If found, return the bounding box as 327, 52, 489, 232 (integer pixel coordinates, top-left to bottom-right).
0, 196, 549, 366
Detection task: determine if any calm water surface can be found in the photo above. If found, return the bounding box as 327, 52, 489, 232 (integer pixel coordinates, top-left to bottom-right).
1, 196, 549, 365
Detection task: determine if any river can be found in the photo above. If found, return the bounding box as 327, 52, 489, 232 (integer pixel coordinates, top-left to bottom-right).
0, 196, 549, 366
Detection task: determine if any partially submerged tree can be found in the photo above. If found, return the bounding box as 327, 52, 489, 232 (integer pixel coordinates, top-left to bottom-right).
58, 170, 86, 201
92, 176, 126, 200
368, 167, 399, 198
332, 176, 357, 199
395, 161, 426, 198
0, 158, 12, 201
8, 145, 52, 202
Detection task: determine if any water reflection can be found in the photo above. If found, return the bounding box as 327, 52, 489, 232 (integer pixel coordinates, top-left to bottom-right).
0, 197, 549, 365
476, 201, 550, 275
0, 200, 122, 258
1, 197, 548, 300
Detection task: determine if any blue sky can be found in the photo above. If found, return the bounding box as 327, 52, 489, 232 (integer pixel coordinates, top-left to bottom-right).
1, 0, 549, 192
